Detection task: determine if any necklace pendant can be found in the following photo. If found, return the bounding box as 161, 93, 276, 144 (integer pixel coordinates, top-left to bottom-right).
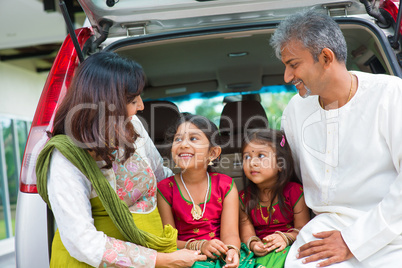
191, 204, 203, 220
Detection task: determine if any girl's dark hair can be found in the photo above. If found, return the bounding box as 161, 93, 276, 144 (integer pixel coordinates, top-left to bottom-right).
51, 51, 145, 168
167, 114, 221, 172
241, 128, 298, 225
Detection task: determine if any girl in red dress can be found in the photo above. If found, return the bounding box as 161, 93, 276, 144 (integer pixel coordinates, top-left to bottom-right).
157, 114, 242, 268
239, 129, 310, 267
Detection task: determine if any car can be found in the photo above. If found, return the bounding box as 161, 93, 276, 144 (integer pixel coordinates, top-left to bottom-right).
15, 0, 402, 266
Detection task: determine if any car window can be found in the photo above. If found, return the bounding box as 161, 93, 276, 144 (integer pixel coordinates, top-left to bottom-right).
153, 85, 296, 129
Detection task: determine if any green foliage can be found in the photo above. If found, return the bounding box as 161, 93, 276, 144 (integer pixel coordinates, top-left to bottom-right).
189, 92, 296, 130
194, 99, 222, 126
261, 92, 296, 129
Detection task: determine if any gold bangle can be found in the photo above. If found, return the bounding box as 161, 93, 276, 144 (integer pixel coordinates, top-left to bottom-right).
274, 231, 290, 246
284, 233, 295, 245
199, 240, 207, 253
246, 236, 261, 250
287, 228, 300, 234
226, 244, 241, 257
185, 238, 196, 249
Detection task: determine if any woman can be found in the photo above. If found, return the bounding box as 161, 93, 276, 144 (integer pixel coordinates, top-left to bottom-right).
36, 51, 206, 267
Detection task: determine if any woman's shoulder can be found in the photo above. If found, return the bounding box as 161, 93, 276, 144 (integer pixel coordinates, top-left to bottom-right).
50, 149, 81, 173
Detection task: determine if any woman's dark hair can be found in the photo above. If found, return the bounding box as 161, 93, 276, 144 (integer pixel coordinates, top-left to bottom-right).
241, 128, 298, 225
167, 113, 221, 172
51, 51, 145, 167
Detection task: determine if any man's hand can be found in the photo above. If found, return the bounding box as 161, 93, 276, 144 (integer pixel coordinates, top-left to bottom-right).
297, 230, 354, 267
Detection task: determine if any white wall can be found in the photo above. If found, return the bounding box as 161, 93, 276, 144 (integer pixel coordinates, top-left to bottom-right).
0, 61, 47, 120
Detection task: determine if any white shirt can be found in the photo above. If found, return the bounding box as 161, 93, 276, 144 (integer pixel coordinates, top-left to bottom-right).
282, 71, 402, 267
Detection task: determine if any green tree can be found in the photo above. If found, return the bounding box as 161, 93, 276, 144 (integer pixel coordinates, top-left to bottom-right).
195, 99, 222, 126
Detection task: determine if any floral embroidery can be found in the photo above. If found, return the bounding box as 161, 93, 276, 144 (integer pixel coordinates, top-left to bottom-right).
286, 224, 292, 229
273, 219, 280, 224
217, 197, 222, 203
136, 201, 148, 211
112, 240, 126, 252
124, 178, 134, 192
131, 188, 142, 203
193, 228, 199, 233
103, 249, 118, 263
203, 218, 208, 221
146, 167, 154, 178
116, 257, 133, 266
169, 181, 174, 187
148, 186, 156, 197
209, 232, 215, 238
111, 153, 157, 213
100, 237, 157, 268
126, 162, 139, 173
116, 188, 127, 200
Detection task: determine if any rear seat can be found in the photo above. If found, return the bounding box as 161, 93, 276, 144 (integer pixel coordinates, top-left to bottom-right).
137, 100, 181, 170
215, 100, 269, 191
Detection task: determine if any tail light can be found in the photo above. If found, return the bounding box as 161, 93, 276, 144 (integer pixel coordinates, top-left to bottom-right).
381, 0, 402, 34
19, 27, 93, 193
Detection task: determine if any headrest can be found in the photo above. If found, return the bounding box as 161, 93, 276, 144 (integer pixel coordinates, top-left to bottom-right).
219, 100, 269, 135
138, 100, 180, 143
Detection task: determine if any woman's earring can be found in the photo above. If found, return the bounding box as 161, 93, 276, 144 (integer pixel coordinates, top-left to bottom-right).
208, 158, 214, 166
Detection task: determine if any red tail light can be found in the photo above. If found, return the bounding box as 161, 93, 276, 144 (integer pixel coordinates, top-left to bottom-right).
20, 27, 93, 193
381, 0, 402, 34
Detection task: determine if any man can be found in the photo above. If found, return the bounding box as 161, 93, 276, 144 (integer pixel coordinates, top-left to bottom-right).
270, 10, 402, 267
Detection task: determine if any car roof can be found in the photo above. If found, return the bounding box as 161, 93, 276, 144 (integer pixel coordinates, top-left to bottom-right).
78, 0, 369, 38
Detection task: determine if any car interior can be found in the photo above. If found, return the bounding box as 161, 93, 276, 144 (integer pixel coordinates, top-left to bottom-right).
115, 22, 395, 190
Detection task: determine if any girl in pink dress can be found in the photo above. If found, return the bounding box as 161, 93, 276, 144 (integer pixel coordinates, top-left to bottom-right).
239, 129, 310, 267
157, 114, 242, 268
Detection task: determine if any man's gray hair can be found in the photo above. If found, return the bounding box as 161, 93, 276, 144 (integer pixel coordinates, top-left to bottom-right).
270, 10, 347, 63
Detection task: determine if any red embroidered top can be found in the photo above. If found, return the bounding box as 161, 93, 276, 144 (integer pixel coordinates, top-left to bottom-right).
157, 172, 234, 241
239, 182, 303, 240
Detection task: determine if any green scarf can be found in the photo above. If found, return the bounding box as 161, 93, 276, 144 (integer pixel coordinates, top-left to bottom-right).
36, 134, 177, 253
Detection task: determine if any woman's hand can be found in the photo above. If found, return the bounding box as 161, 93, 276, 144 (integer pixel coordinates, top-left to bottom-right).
250, 240, 268, 257
262, 233, 287, 253
156, 249, 207, 268
223, 248, 239, 268
201, 239, 228, 259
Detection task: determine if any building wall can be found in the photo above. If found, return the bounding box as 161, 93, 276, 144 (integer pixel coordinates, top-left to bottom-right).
0, 61, 46, 120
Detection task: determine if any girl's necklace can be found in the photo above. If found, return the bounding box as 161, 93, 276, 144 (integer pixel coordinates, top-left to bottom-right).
180, 172, 210, 220
259, 203, 270, 224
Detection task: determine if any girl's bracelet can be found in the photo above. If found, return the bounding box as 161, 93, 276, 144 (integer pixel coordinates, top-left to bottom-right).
199, 239, 207, 252
274, 231, 290, 246
246, 236, 261, 250
184, 238, 196, 249
226, 244, 241, 258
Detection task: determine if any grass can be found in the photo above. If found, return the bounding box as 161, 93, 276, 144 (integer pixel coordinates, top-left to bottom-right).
0, 219, 16, 239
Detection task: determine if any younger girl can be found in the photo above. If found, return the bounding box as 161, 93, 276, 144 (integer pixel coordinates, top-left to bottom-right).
158, 114, 260, 268
239, 129, 310, 268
